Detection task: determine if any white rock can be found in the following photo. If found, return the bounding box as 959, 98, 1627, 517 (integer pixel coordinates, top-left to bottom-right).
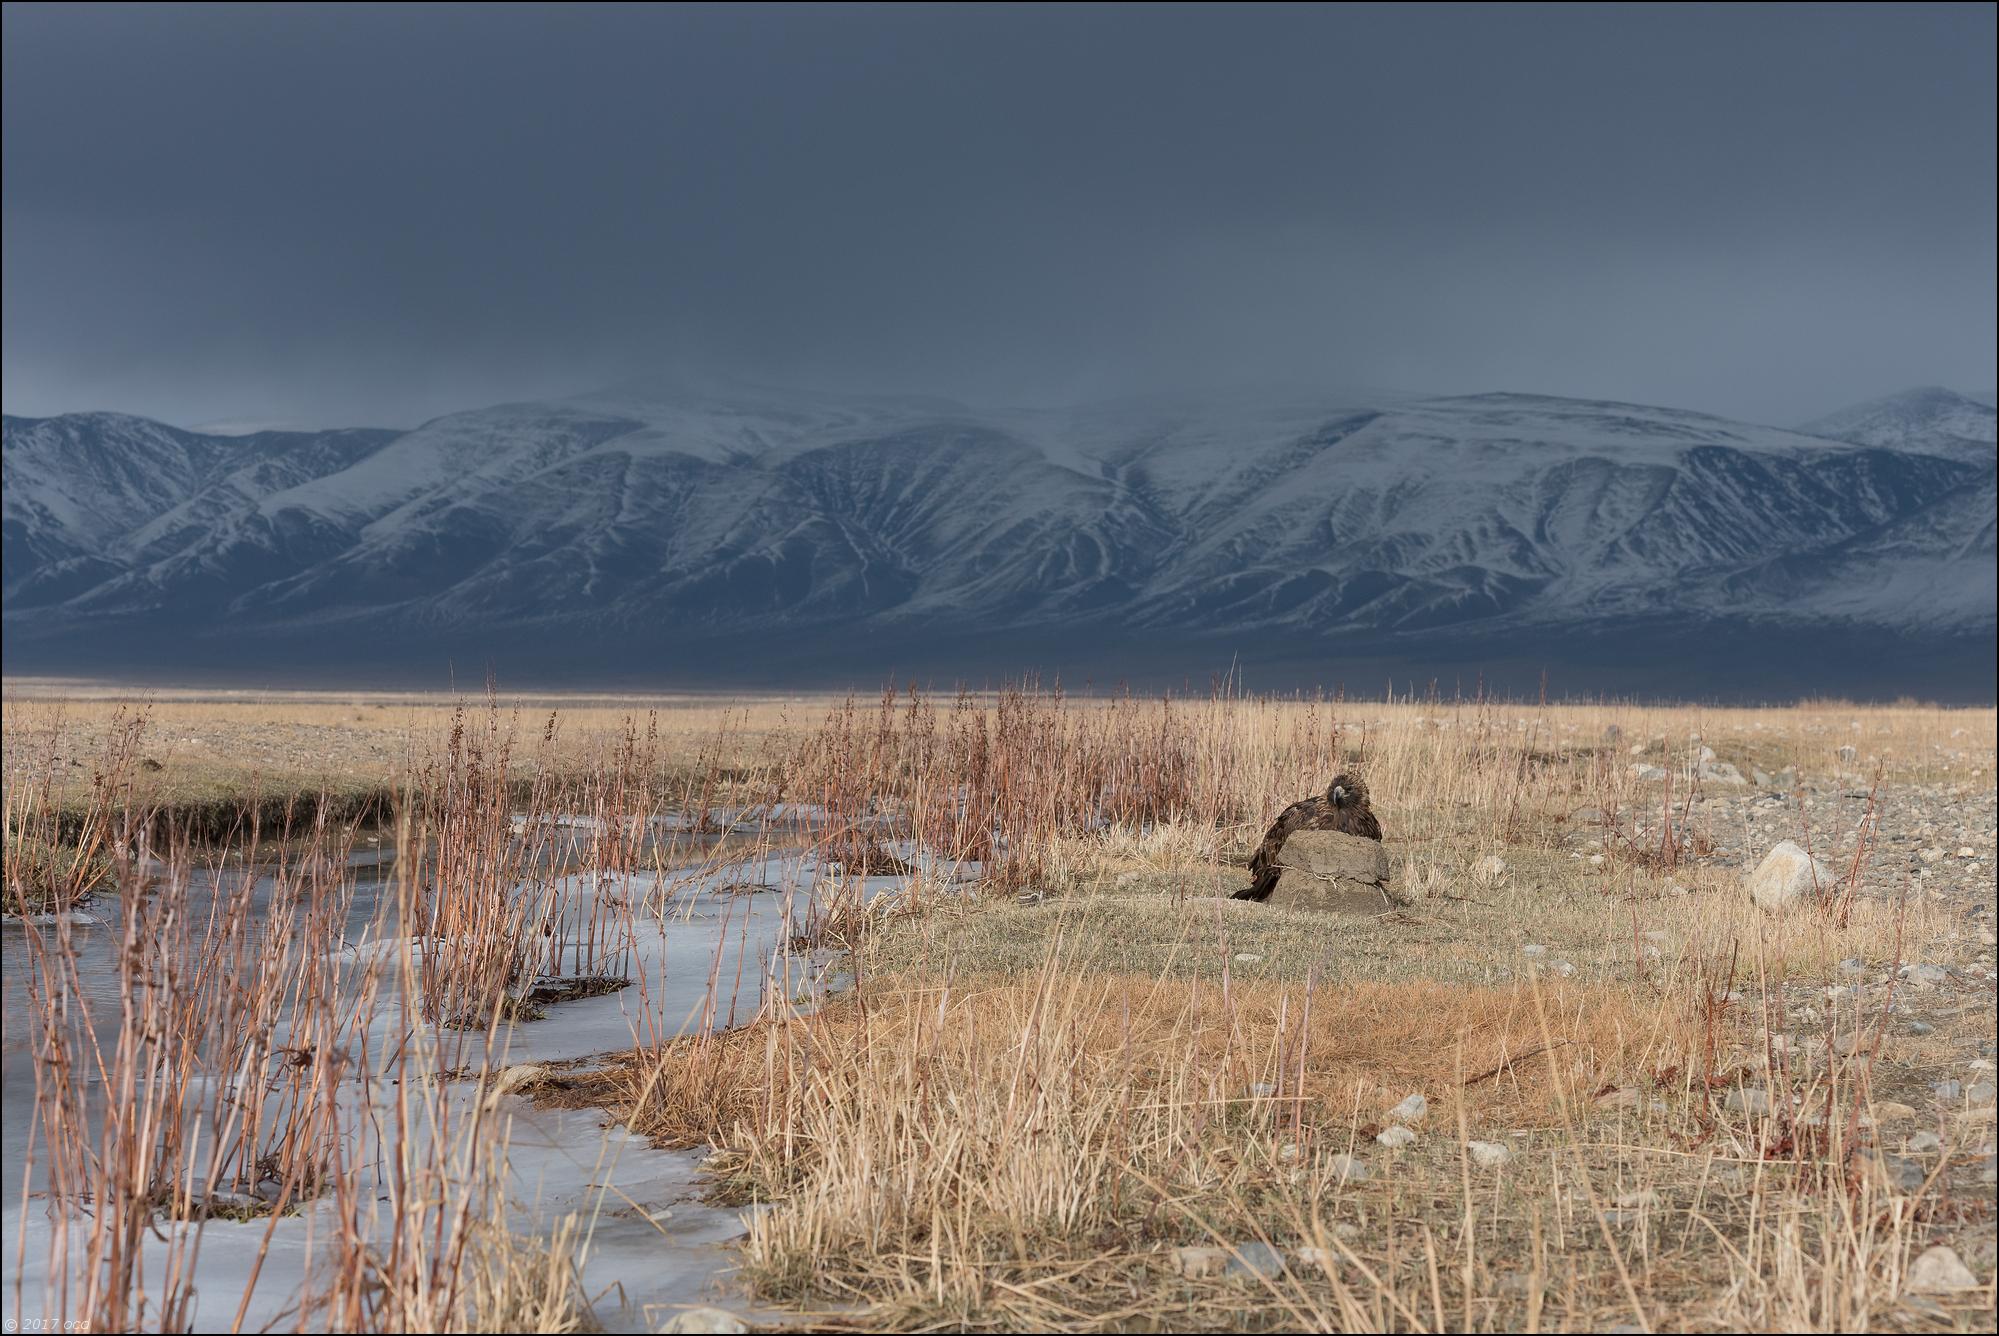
658, 1308, 749, 1334
1326, 1152, 1370, 1184
1905, 1244, 1978, 1294
1521, 944, 1549, 957
1233, 953, 1264, 964
1474, 855, 1507, 882
1745, 841, 1834, 911
1726, 1087, 1774, 1115
1387, 1093, 1429, 1123
1466, 1140, 1511, 1169
1615, 1188, 1661, 1209
1376, 1124, 1417, 1149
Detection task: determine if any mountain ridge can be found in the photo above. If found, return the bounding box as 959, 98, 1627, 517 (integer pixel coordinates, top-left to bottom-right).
5, 385, 1994, 693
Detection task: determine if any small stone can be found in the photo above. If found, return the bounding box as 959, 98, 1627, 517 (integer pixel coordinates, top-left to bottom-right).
1387, 1093, 1429, 1123
1899, 963, 1948, 988
1233, 953, 1264, 964
1376, 1124, 1417, 1149
1745, 841, 1835, 911
1615, 1188, 1661, 1209
1227, 1241, 1287, 1279
1906, 1021, 1935, 1036
1969, 1081, 1997, 1106
1905, 1244, 1978, 1294
1631, 763, 1668, 781
1873, 1101, 1918, 1124
1836, 957, 1867, 977
1935, 1080, 1964, 1101
1919, 847, 1945, 864
1250, 1082, 1277, 1098
1467, 1140, 1511, 1169
658, 1308, 749, 1335
1726, 1088, 1774, 1115
1327, 1152, 1370, 1184
1521, 944, 1549, 958
1957, 847, 1977, 859
1858, 1150, 1925, 1192
1906, 1131, 1942, 1153
1169, 1246, 1231, 1279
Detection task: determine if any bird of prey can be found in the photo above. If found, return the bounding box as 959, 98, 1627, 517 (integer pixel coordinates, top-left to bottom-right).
1233, 773, 1382, 901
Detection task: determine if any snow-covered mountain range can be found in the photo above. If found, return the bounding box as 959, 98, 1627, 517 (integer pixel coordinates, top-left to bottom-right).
4, 383, 1993, 688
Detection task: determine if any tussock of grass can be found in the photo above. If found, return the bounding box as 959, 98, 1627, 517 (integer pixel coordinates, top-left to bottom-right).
3, 830, 116, 914
611, 969, 1701, 1328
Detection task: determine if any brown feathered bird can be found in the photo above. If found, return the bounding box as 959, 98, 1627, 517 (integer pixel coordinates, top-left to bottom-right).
1233, 773, 1382, 901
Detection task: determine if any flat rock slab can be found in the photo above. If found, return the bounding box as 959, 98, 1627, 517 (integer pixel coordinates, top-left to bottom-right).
1263, 830, 1392, 913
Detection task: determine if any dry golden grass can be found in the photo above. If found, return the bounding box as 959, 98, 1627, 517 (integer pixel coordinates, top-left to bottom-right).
8, 679, 1993, 1331
0, 683, 815, 815
628, 971, 1696, 1148
603, 969, 1696, 1328
6, 682, 1989, 811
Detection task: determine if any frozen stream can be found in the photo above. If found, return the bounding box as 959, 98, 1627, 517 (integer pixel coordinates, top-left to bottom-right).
3, 826, 953, 1331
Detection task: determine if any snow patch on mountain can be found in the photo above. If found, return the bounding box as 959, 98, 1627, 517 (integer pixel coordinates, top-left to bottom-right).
1801, 387, 1996, 464
6, 386, 1994, 654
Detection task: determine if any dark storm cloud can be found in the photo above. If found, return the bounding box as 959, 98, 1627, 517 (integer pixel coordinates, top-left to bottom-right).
4, 2, 1993, 429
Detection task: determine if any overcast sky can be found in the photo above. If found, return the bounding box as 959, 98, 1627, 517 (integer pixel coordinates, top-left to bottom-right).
4, 2, 1993, 431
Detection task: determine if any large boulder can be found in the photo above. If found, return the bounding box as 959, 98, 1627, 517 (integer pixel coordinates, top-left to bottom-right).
1264, 830, 1393, 912
1745, 840, 1834, 911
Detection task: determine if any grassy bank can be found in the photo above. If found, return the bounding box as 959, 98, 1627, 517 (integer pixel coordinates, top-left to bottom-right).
5, 681, 1994, 1330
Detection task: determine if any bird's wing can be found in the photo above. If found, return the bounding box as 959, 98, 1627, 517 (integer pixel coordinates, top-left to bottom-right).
1343, 806, 1384, 841
1248, 798, 1320, 874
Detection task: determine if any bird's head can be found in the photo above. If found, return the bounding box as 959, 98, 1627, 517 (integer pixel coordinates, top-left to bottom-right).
1325, 773, 1369, 808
